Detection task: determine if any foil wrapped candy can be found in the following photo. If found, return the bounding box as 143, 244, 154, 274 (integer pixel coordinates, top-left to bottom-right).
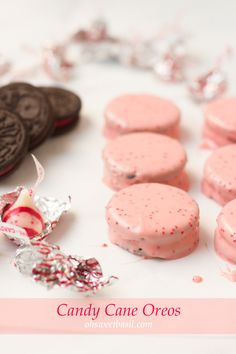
71, 19, 119, 62
153, 32, 187, 82
188, 67, 227, 102
42, 44, 75, 82
0, 157, 116, 293
41, 19, 189, 83
0, 18, 229, 102
41, 19, 118, 80
188, 48, 232, 102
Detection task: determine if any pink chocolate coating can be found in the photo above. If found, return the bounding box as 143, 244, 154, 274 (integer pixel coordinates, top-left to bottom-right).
106, 183, 199, 259
202, 124, 236, 149
215, 199, 236, 264
104, 94, 180, 139
202, 144, 236, 205
203, 97, 236, 148
222, 268, 236, 282
103, 132, 188, 191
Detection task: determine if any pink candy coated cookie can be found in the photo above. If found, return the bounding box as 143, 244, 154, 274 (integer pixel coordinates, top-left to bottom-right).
202, 144, 236, 205
103, 132, 189, 191
215, 199, 236, 264
106, 183, 199, 259
104, 94, 180, 139
203, 97, 236, 148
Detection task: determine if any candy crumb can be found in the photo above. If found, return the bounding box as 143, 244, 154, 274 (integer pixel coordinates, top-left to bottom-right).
192, 275, 203, 283
101, 243, 108, 248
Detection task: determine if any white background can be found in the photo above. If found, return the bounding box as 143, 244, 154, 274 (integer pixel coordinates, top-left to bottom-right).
0, 0, 236, 352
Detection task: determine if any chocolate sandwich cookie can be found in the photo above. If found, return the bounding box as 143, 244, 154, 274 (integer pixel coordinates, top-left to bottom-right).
40, 86, 82, 134
0, 109, 29, 177
0, 82, 54, 149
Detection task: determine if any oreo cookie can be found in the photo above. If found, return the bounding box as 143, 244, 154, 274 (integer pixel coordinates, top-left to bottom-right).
0, 82, 54, 149
0, 109, 29, 177
40, 86, 82, 134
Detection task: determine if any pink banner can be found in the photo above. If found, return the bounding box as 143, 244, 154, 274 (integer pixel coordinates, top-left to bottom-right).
0, 298, 235, 334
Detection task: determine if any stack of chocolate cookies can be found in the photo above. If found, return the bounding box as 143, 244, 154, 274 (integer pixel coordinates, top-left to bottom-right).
0, 82, 82, 177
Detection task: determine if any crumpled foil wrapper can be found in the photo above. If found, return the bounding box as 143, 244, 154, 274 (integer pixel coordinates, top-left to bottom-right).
154, 54, 185, 82
42, 18, 189, 83
153, 33, 187, 82
118, 39, 156, 69
42, 45, 75, 82
15, 241, 115, 292
0, 187, 116, 293
72, 18, 119, 62
2, 18, 193, 89
188, 68, 227, 102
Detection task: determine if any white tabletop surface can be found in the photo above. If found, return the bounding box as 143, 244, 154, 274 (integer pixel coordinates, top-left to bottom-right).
0, 0, 236, 352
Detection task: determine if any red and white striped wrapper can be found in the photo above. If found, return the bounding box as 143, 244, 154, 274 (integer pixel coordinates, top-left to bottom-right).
0, 156, 116, 294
